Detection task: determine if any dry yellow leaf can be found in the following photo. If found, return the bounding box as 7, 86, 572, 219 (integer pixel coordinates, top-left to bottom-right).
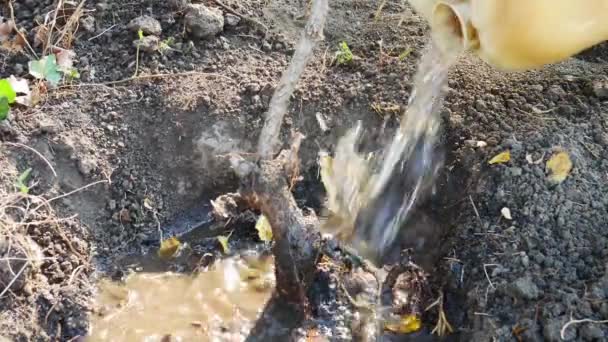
488, 150, 511, 165
384, 314, 422, 334
217, 235, 230, 254
158, 237, 180, 259
255, 215, 273, 242
546, 151, 572, 183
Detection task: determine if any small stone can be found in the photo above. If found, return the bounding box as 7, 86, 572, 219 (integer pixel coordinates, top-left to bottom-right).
581, 324, 605, 340
77, 156, 97, 175
119, 208, 131, 223
168, 0, 188, 10
548, 85, 567, 99
134, 35, 160, 52
224, 13, 241, 27
506, 276, 541, 300
108, 200, 117, 211
128, 15, 162, 36
185, 4, 224, 38
38, 118, 60, 134
592, 79, 608, 99
474, 99, 487, 111
544, 317, 575, 341
80, 16, 95, 33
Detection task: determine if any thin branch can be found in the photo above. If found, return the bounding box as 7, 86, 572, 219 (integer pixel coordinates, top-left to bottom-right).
3, 142, 58, 178
257, 0, 329, 158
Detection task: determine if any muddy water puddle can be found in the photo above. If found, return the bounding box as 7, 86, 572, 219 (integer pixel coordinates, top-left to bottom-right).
88, 253, 275, 341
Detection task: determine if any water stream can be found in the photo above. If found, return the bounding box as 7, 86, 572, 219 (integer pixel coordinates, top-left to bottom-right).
324, 43, 461, 261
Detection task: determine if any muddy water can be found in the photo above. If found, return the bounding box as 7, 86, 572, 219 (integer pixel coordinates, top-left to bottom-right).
325, 43, 461, 261
88, 254, 275, 341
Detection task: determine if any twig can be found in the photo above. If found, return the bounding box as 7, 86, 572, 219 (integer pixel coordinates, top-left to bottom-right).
3, 142, 58, 178
87, 24, 118, 41
483, 264, 498, 289
469, 195, 482, 224
45, 0, 64, 55
7, 0, 38, 59
257, 0, 329, 158
560, 317, 608, 339
0, 262, 28, 298
33, 180, 109, 211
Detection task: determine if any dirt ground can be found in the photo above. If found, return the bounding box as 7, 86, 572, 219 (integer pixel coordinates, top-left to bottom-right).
0, 0, 607, 341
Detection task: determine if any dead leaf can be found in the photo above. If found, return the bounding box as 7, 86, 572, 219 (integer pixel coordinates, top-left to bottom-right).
33, 25, 49, 48
54, 47, 76, 72
158, 237, 181, 259
489, 150, 511, 165
217, 235, 230, 254
546, 151, 572, 184
0, 20, 14, 42
255, 215, 273, 242
384, 314, 422, 334
501, 207, 512, 220
8, 76, 31, 106
118, 208, 131, 223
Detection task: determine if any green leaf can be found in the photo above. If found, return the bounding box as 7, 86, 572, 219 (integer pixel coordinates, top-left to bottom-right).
0, 79, 16, 104
0, 97, 9, 121
28, 55, 62, 86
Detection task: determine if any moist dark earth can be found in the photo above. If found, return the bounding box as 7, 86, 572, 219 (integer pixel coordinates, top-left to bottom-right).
0, 0, 607, 341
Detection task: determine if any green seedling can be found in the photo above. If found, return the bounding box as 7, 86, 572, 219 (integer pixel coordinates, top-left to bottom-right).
63, 68, 80, 84
0, 79, 16, 121
15, 168, 32, 194
336, 41, 353, 66
133, 29, 144, 77
159, 37, 174, 54
29, 55, 62, 86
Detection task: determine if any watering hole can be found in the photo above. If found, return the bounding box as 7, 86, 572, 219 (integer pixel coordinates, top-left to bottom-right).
89, 252, 275, 341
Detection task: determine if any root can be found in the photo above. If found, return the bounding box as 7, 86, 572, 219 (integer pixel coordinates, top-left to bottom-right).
425, 291, 454, 337
560, 316, 608, 339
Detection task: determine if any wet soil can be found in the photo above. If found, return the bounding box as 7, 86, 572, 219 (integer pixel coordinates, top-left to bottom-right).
0, 0, 607, 341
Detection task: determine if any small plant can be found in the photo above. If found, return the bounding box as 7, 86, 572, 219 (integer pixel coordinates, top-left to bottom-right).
158, 37, 174, 55
133, 29, 144, 77
335, 41, 353, 66
15, 168, 32, 194
28, 55, 62, 86
0, 78, 16, 121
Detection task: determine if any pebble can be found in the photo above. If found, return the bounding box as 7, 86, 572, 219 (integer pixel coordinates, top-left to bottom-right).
592, 79, 608, 99
185, 4, 224, 38
506, 276, 541, 300
128, 15, 162, 36
581, 324, 605, 340
133, 35, 160, 52
80, 16, 95, 33
544, 317, 575, 341
224, 14, 241, 27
